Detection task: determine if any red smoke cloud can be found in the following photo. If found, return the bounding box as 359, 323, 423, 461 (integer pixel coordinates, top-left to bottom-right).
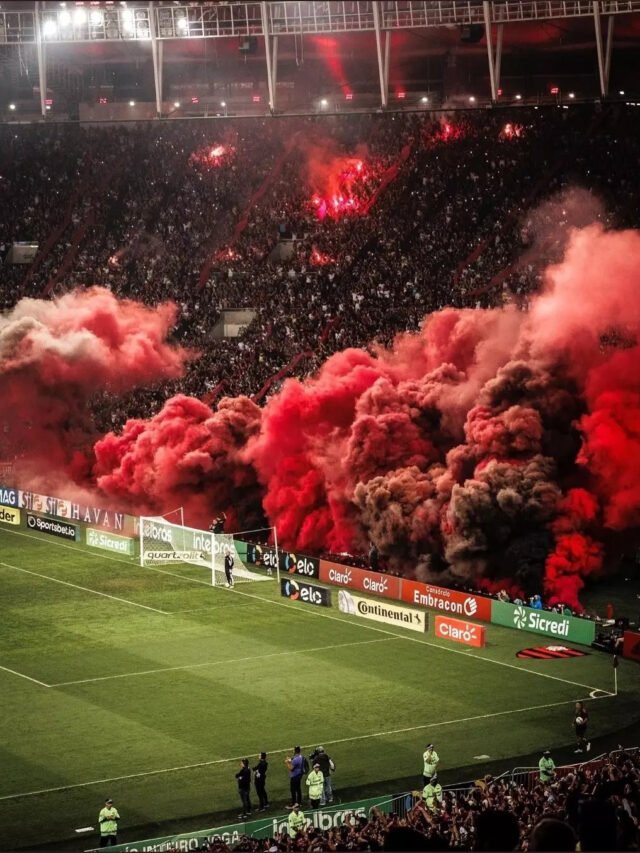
0, 287, 191, 487
3, 226, 640, 608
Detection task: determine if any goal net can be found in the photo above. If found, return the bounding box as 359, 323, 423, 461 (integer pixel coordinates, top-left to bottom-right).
139, 516, 278, 586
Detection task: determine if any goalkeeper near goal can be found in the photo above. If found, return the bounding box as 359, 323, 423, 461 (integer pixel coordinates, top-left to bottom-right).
224, 547, 235, 588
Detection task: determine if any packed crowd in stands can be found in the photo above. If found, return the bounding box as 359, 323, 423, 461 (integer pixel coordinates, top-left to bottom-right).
166, 748, 640, 851
2, 104, 640, 435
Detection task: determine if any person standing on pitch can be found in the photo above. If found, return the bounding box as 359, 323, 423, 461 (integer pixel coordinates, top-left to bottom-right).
422, 744, 439, 786
574, 701, 591, 753
253, 751, 269, 811
224, 546, 234, 588
310, 746, 335, 805
235, 758, 252, 818
285, 746, 305, 808
306, 762, 324, 809
98, 798, 120, 847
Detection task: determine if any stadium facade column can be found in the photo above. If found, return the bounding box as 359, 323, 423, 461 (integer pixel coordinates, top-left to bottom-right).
34, 0, 47, 119
372, 1, 388, 109
261, 2, 277, 113
604, 14, 615, 96
149, 4, 163, 117
483, 3, 504, 102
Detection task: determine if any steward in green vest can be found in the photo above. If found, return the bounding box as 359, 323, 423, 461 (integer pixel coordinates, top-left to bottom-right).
98, 798, 120, 845
539, 750, 556, 783
422, 778, 443, 811
306, 765, 325, 808
287, 803, 307, 835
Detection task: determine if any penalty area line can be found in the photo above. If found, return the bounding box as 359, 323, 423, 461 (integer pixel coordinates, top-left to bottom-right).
0, 561, 167, 615
0, 663, 51, 688
0, 693, 611, 802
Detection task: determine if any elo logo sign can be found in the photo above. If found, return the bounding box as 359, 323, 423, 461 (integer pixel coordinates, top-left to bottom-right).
280, 578, 331, 608
284, 552, 319, 577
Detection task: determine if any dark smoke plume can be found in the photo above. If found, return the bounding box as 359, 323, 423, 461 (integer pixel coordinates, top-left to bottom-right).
3, 226, 640, 608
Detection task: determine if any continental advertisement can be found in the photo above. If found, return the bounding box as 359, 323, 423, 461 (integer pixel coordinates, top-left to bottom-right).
491, 600, 596, 645
84, 796, 393, 853
338, 589, 427, 633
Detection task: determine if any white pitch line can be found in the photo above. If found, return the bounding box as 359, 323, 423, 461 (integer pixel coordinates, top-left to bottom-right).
48, 637, 397, 687
0, 561, 167, 614
220, 585, 614, 696
0, 692, 613, 803
0, 528, 614, 695
0, 663, 51, 688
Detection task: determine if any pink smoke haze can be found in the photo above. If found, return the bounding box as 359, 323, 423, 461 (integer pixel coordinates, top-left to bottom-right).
3, 226, 640, 608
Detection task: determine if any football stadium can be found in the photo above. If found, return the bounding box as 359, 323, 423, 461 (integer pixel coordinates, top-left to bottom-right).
2, 2, 640, 851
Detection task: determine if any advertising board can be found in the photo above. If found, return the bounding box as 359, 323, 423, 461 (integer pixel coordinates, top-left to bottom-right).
26, 512, 78, 541
318, 560, 402, 599
280, 578, 331, 607
434, 614, 486, 647
86, 528, 135, 556
623, 630, 640, 663
400, 580, 492, 622
338, 590, 427, 633
0, 505, 21, 526
247, 544, 319, 578
491, 600, 596, 645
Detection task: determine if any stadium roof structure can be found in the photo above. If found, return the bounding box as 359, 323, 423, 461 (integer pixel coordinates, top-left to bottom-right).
2, 1, 640, 117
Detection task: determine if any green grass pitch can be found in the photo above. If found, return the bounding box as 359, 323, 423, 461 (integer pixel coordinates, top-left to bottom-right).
0, 525, 638, 851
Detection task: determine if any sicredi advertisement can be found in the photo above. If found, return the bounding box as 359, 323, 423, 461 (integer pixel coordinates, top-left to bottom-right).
86, 527, 135, 556
338, 590, 427, 633
491, 600, 596, 644
26, 513, 78, 541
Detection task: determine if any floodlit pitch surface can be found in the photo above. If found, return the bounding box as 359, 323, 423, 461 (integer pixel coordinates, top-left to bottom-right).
0, 526, 637, 851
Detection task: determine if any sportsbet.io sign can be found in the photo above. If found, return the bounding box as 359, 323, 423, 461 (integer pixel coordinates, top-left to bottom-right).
26, 512, 78, 541
491, 600, 595, 645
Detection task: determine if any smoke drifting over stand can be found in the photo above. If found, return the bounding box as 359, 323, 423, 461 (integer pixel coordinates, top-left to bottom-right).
2, 226, 640, 608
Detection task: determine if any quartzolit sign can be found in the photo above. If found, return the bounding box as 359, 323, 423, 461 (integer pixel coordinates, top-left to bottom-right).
318, 561, 402, 599
400, 580, 492, 622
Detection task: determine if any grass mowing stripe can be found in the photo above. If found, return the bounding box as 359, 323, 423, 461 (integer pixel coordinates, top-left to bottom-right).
0, 663, 51, 688
0, 693, 608, 803
0, 528, 613, 696
223, 584, 615, 697
48, 637, 398, 686
0, 561, 168, 614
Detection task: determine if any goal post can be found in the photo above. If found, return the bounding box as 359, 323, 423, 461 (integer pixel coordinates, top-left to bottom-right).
139, 516, 279, 586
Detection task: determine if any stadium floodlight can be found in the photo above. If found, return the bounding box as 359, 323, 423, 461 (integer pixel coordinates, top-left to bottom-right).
320, 98, 328, 108
568, 92, 575, 99
515, 93, 522, 100
173, 101, 180, 108
43, 18, 58, 37
177, 16, 188, 32
421, 96, 429, 104
90, 10, 104, 26
8, 103, 16, 111
619, 90, 625, 96
469, 95, 476, 103
73, 8, 87, 27
58, 9, 71, 27
221, 101, 226, 107
129, 100, 135, 107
